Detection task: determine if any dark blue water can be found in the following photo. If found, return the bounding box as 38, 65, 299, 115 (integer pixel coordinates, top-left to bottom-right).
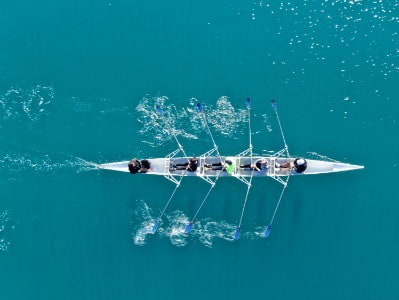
1, 1, 398, 299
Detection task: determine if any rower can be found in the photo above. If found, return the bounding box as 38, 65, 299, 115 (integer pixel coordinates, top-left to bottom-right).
293, 158, 307, 173
128, 159, 152, 174
172, 157, 198, 172
275, 158, 307, 173
240, 158, 268, 171
128, 158, 141, 174
139, 159, 152, 173
205, 159, 235, 175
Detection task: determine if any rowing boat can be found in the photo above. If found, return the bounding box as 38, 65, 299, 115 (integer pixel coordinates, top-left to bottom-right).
99, 156, 363, 177
99, 99, 363, 239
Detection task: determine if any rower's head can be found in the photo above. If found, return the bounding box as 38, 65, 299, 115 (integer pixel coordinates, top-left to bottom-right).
225, 159, 233, 165
296, 158, 305, 166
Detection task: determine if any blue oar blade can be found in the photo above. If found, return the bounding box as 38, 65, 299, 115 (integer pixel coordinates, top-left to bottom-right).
234, 227, 241, 240
246, 98, 251, 109
150, 222, 160, 234
196, 103, 204, 113
263, 225, 272, 237
156, 105, 164, 116
184, 222, 194, 233
271, 100, 277, 111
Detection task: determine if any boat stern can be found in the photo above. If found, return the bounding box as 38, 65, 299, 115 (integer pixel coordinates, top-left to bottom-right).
331, 162, 364, 172
303, 159, 364, 175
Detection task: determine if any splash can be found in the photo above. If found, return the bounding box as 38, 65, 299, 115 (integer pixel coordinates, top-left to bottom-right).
163, 211, 190, 247
194, 220, 236, 247
131, 201, 261, 248
205, 96, 248, 137
135, 95, 248, 147
0, 85, 54, 126
262, 113, 273, 133
136, 96, 181, 146
131, 200, 156, 246
306, 152, 340, 162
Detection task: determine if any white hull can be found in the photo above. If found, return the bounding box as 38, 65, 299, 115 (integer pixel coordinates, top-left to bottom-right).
98, 156, 364, 177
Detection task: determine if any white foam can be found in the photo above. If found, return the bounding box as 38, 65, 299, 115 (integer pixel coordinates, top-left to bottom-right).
306, 151, 340, 162
131, 201, 266, 247
135, 95, 250, 147
0, 85, 54, 125
0, 152, 98, 175
0, 210, 13, 252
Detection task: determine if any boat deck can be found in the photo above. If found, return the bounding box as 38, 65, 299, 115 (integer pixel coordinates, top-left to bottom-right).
168, 156, 292, 177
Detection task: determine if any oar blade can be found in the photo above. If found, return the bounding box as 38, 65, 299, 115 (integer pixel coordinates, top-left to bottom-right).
263, 225, 272, 238
196, 102, 204, 113
156, 105, 164, 116
234, 227, 241, 240
271, 99, 277, 111
184, 222, 194, 233
246, 98, 251, 109
150, 222, 160, 234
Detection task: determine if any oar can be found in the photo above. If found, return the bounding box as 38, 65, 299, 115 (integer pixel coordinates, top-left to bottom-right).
263, 225, 272, 238
246, 97, 251, 109
150, 105, 189, 234
151, 222, 160, 234
196, 102, 222, 162
233, 98, 255, 240
271, 99, 289, 157
234, 227, 241, 240
183, 103, 223, 234
184, 222, 194, 233
156, 105, 189, 160
156, 104, 163, 115
184, 179, 218, 233
271, 99, 277, 111
246, 98, 253, 154
197, 102, 204, 113
263, 176, 290, 237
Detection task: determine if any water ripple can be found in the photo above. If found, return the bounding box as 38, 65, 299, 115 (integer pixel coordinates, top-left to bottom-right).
0, 85, 54, 127
0, 152, 98, 180
135, 95, 248, 147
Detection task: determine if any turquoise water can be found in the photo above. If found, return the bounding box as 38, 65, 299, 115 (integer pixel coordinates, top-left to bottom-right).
1, 1, 398, 299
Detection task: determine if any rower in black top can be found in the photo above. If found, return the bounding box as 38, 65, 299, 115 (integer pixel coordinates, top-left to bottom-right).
240, 158, 268, 171
173, 157, 198, 172
128, 158, 152, 174
139, 159, 152, 173
128, 158, 141, 174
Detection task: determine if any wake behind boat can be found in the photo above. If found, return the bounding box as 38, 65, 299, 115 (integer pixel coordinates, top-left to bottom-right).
99, 99, 363, 239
